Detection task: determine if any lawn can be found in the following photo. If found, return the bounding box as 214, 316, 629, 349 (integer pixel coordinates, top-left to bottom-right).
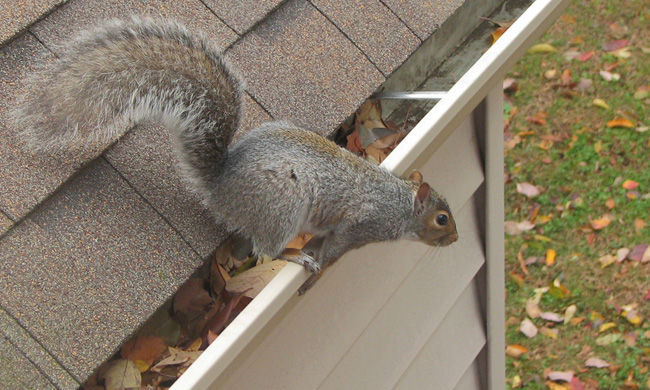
504, 0, 650, 388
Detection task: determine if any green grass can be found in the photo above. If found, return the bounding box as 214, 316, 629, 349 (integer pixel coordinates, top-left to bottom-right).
504, 0, 650, 388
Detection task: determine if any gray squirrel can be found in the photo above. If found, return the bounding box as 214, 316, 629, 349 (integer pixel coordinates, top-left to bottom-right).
11, 18, 458, 291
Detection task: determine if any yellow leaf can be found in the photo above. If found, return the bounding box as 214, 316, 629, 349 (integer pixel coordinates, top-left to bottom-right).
546, 382, 569, 390
593, 140, 603, 154
539, 326, 558, 339
606, 198, 616, 209
528, 43, 557, 53
533, 234, 553, 242
623, 310, 643, 326
607, 118, 635, 128
564, 304, 577, 325
545, 249, 557, 266
599, 254, 616, 268
592, 98, 610, 110
599, 322, 617, 332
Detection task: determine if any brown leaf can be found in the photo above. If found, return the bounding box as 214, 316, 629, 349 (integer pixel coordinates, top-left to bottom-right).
491, 26, 508, 45
173, 278, 214, 323
226, 260, 288, 298
201, 289, 251, 346
101, 360, 141, 390
121, 336, 167, 373
346, 128, 363, 153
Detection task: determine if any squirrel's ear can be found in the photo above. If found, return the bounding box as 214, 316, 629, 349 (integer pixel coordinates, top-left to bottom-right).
408, 170, 423, 184
413, 183, 431, 215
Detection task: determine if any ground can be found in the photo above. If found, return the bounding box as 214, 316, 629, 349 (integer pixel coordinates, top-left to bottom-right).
504, 0, 650, 388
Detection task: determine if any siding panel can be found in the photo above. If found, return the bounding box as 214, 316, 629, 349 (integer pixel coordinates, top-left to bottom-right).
393, 280, 486, 389
318, 195, 484, 389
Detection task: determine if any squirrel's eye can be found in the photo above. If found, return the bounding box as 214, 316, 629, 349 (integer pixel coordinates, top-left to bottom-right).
435, 213, 449, 226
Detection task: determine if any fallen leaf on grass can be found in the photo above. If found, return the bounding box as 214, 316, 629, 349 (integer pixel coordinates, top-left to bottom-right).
574, 51, 595, 62
545, 249, 557, 266
592, 98, 610, 109
541, 312, 563, 323
599, 254, 616, 268
607, 118, 635, 128
617, 248, 630, 262
539, 326, 558, 339
634, 219, 646, 231
602, 39, 629, 51
506, 344, 528, 358
517, 182, 541, 197
589, 214, 613, 230
622, 179, 639, 190
598, 322, 617, 332
504, 220, 536, 235
547, 371, 574, 382
564, 305, 577, 325
611, 46, 632, 59
628, 244, 650, 262
528, 43, 557, 53
585, 357, 610, 368
599, 70, 620, 82
606, 198, 616, 209
596, 333, 621, 346
544, 69, 558, 79
520, 317, 538, 338
526, 299, 541, 318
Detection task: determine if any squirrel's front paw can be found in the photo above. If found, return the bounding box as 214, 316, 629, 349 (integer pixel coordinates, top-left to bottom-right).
281, 249, 321, 274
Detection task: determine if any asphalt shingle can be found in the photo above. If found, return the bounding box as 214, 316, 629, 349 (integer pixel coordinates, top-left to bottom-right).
0, 335, 57, 390
382, 0, 465, 40
226, 0, 385, 136
311, 0, 421, 75
0, 0, 66, 45
0, 211, 12, 236
30, 0, 238, 50
0, 307, 79, 389
202, 0, 285, 36
0, 158, 201, 381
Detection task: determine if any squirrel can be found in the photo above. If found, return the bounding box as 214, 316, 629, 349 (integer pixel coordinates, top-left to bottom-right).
11, 17, 458, 292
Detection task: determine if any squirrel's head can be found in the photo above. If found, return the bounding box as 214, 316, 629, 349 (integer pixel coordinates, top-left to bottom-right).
408, 171, 458, 247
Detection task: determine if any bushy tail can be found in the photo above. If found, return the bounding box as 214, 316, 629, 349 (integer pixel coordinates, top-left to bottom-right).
11, 17, 242, 197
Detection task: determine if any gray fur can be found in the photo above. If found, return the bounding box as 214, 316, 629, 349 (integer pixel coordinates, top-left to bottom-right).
11, 18, 458, 289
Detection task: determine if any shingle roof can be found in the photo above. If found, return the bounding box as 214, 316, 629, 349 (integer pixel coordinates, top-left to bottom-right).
0, 0, 493, 387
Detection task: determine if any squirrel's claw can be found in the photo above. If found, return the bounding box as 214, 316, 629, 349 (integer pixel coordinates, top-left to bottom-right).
280, 249, 321, 274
